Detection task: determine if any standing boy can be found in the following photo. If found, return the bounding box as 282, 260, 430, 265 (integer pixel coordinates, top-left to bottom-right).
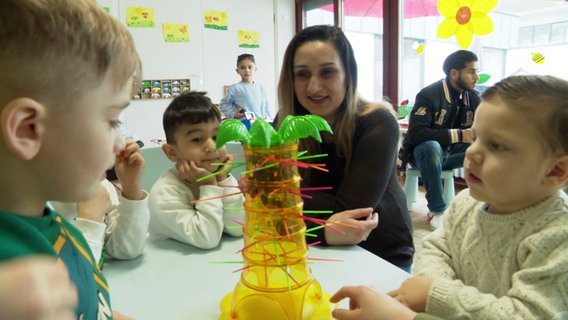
399, 50, 480, 229
149, 92, 244, 248
220, 53, 272, 120
0, 0, 140, 318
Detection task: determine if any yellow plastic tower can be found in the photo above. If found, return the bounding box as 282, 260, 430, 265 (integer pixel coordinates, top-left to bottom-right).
219, 143, 333, 319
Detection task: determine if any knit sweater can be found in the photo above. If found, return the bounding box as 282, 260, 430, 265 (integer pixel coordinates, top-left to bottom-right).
414, 189, 568, 319
149, 168, 244, 249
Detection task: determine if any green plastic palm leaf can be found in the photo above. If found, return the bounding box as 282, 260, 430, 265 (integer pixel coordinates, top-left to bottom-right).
302, 115, 332, 133
216, 119, 250, 149
248, 118, 280, 148
279, 115, 332, 143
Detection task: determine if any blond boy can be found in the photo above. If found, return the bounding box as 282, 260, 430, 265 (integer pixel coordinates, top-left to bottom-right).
391, 75, 568, 319
0, 0, 140, 318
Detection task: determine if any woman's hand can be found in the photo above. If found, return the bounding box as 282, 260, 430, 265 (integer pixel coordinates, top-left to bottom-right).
324, 208, 378, 245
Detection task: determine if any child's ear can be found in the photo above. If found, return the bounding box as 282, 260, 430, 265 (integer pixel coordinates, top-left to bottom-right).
161, 143, 180, 163
1, 98, 46, 160
544, 155, 568, 189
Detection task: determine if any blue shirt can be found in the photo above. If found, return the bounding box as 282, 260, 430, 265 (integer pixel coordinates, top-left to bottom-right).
220, 81, 271, 119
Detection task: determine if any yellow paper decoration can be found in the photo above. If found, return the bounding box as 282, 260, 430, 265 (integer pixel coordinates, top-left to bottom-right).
436, 0, 497, 49
163, 23, 189, 43
204, 10, 228, 30
531, 52, 545, 64
126, 7, 155, 28
238, 30, 260, 48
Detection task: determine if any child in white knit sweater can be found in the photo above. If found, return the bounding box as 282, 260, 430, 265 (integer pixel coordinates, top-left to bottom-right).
331, 75, 568, 320
389, 75, 568, 319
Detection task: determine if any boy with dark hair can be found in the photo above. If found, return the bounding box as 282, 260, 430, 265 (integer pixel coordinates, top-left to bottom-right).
149, 92, 244, 248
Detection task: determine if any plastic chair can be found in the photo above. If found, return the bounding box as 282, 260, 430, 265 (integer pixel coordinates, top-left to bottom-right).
403, 167, 455, 211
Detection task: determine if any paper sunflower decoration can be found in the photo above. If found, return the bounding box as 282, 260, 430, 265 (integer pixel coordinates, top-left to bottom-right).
436, 0, 498, 49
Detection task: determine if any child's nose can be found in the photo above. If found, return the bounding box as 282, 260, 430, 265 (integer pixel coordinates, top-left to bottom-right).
205, 139, 216, 153
465, 143, 481, 164
113, 132, 126, 154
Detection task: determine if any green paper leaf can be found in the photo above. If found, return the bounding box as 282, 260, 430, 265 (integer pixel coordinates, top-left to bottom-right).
477, 73, 491, 84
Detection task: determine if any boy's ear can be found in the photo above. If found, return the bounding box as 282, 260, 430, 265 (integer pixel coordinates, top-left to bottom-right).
1, 98, 46, 160
544, 155, 568, 189
161, 143, 179, 163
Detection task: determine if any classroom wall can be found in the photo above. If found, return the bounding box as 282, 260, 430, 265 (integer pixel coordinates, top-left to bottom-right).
97, 0, 295, 146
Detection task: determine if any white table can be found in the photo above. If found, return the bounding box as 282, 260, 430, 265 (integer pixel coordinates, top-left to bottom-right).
104, 237, 410, 320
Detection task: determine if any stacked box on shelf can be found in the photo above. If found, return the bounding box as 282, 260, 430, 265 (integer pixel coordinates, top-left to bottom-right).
133, 78, 190, 100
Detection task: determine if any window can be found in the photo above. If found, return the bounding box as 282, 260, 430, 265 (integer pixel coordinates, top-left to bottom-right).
297, 0, 568, 107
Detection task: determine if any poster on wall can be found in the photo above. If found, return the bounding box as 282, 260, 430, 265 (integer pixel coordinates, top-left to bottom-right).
163, 23, 190, 43
238, 30, 260, 48
126, 7, 155, 28
204, 10, 228, 30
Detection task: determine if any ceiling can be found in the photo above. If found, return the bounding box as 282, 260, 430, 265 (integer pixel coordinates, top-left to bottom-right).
314, 0, 568, 18
495, 0, 568, 15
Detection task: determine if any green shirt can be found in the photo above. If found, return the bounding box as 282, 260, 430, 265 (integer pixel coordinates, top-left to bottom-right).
0, 207, 113, 319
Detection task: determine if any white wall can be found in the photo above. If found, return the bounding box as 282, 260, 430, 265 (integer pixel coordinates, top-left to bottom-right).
506, 44, 568, 80
97, 0, 295, 146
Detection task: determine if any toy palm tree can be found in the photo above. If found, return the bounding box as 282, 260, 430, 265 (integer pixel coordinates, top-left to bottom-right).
218, 115, 334, 319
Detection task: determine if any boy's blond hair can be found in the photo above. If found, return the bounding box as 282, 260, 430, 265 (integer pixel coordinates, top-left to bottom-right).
481, 75, 568, 156
0, 0, 139, 108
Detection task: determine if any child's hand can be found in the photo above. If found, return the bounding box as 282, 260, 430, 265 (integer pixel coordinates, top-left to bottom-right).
235, 108, 246, 119
115, 140, 145, 200
330, 285, 417, 320
177, 160, 216, 186
0, 257, 78, 320
76, 183, 112, 223
214, 154, 234, 182
388, 276, 433, 312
